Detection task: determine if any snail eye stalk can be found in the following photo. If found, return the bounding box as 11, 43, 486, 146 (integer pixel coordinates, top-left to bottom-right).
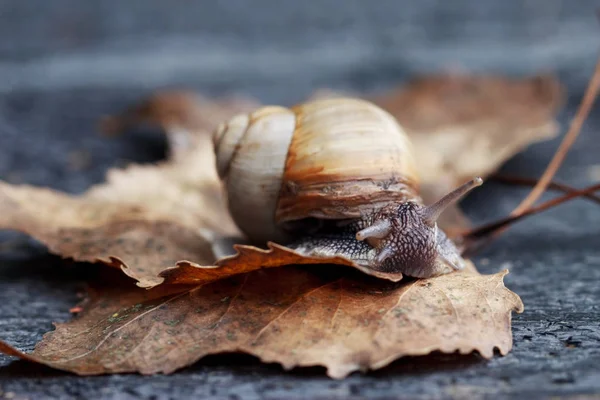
355, 220, 391, 242
421, 177, 483, 226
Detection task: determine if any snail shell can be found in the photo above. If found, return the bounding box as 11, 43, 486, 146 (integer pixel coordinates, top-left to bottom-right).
213, 97, 420, 244
213, 97, 482, 279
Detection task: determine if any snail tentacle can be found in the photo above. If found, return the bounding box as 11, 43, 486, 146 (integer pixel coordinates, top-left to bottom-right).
355, 220, 392, 243
422, 177, 483, 226
355, 178, 483, 277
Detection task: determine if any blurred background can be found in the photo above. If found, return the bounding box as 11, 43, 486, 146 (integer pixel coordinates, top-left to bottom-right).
2, 0, 599, 226
1, 1, 599, 193
1, 1, 598, 95
1, 2, 600, 398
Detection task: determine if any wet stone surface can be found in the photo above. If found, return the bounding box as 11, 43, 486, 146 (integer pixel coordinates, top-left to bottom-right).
1, 1, 600, 399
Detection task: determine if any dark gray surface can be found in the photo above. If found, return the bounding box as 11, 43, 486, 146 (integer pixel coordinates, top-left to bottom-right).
1, 2, 600, 399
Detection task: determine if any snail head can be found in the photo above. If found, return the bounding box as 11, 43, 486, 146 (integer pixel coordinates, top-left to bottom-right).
356, 177, 483, 278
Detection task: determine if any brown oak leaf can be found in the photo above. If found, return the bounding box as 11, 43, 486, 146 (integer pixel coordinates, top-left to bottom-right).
0, 263, 523, 379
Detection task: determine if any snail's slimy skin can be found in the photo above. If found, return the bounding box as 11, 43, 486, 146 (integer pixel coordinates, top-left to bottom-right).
359, 201, 465, 277
288, 201, 465, 279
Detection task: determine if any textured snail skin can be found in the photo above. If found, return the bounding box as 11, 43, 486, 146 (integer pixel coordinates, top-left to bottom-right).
373, 203, 465, 277
289, 202, 464, 278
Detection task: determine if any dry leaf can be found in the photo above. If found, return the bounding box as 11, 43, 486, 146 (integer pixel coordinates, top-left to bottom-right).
159, 242, 359, 285
0, 93, 259, 287
161, 240, 413, 287
0, 75, 563, 289
0, 263, 523, 379
0, 182, 217, 285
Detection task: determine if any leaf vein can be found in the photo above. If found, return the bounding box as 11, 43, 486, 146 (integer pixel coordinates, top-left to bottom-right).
252, 279, 342, 342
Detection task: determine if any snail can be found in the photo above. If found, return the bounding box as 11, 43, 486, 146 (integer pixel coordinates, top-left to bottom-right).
212, 97, 483, 279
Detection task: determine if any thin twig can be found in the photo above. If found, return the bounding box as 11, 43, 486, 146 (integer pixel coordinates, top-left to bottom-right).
461, 183, 600, 257
458, 54, 600, 253
490, 174, 600, 205
510, 56, 600, 216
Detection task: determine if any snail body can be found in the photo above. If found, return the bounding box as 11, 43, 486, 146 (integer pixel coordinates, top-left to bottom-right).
213, 97, 481, 278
